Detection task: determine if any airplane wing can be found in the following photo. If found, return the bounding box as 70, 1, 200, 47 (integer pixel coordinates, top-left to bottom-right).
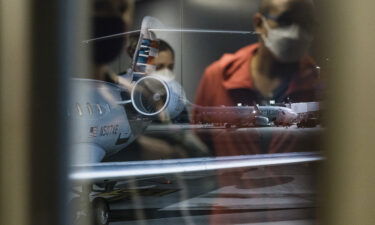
70, 152, 323, 182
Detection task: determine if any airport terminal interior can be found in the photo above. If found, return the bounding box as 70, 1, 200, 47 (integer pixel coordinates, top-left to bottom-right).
0, 0, 374, 225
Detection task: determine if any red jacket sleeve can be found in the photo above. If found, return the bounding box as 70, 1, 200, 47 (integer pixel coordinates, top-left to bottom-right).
194, 70, 211, 107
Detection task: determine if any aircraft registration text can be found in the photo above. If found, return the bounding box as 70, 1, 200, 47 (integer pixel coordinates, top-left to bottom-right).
89, 124, 119, 137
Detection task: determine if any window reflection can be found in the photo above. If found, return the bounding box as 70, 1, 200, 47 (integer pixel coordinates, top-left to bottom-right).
69, 0, 324, 224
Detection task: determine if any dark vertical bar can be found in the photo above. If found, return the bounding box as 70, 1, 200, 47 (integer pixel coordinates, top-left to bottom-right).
318, 0, 375, 225
28, 1, 66, 224
28, 0, 88, 225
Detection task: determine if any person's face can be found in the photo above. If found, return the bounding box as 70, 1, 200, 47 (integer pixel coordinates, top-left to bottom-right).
253, 0, 316, 63
254, 0, 316, 39
154, 50, 174, 71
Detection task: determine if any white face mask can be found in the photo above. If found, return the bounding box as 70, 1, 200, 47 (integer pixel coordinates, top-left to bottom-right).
153, 68, 175, 81
261, 16, 313, 63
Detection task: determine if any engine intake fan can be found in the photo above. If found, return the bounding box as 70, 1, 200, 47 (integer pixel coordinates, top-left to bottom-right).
131, 75, 186, 119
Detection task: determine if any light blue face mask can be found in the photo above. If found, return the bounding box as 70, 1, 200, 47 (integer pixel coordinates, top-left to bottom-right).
261, 16, 313, 63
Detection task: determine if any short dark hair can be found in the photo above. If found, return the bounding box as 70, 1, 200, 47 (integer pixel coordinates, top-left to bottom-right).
158, 39, 174, 59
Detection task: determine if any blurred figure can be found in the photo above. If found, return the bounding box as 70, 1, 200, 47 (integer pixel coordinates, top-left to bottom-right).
89, 0, 134, 82
192, 0, 321, 154
194, 0, 319, 108
106, 35, 206, 159
153, 39, 190, 123
192, 2, 322, 224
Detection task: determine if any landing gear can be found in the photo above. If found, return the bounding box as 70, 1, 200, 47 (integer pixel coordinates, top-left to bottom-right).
92, 197, 110, 225
69, 184, 111, 225
94, 181, 117, 192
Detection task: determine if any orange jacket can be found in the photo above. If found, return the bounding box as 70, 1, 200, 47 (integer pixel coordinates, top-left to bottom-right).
194, 43, 320, 108
192, 44, 321, 224
192, 43, 322, 156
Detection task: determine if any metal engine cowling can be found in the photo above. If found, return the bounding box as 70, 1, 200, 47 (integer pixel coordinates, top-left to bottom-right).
131, 75, 186, 119
254, 116, 269, 126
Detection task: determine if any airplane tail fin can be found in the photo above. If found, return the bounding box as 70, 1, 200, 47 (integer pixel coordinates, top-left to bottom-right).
130, 17, 165, 79
253, 102, 261, 115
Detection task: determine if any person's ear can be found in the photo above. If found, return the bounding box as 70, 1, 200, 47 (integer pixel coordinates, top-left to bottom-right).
253, 13, 265, 34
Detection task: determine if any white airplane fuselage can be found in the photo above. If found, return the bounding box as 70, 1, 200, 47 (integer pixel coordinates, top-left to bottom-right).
69, 79, 143, 164
258, 106, 298, 125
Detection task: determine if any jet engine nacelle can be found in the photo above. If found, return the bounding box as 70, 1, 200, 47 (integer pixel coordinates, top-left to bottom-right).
254, 116, 269, 126
131, 75, 186, 119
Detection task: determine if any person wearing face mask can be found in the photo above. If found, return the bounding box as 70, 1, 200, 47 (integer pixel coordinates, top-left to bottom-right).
192, 0, 322, 160
193, 2, 322, 222
153, 39, 176, 81
152, 39, 191, 123
109, 38, 208, 162
194, 0, 320, 109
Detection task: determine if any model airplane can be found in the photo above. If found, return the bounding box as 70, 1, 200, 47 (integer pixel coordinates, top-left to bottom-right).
192, 104, 299, 127
69, 16, 323, 225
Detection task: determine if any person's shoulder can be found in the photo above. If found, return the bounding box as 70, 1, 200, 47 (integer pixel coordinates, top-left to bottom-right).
203, 43, 258, 79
